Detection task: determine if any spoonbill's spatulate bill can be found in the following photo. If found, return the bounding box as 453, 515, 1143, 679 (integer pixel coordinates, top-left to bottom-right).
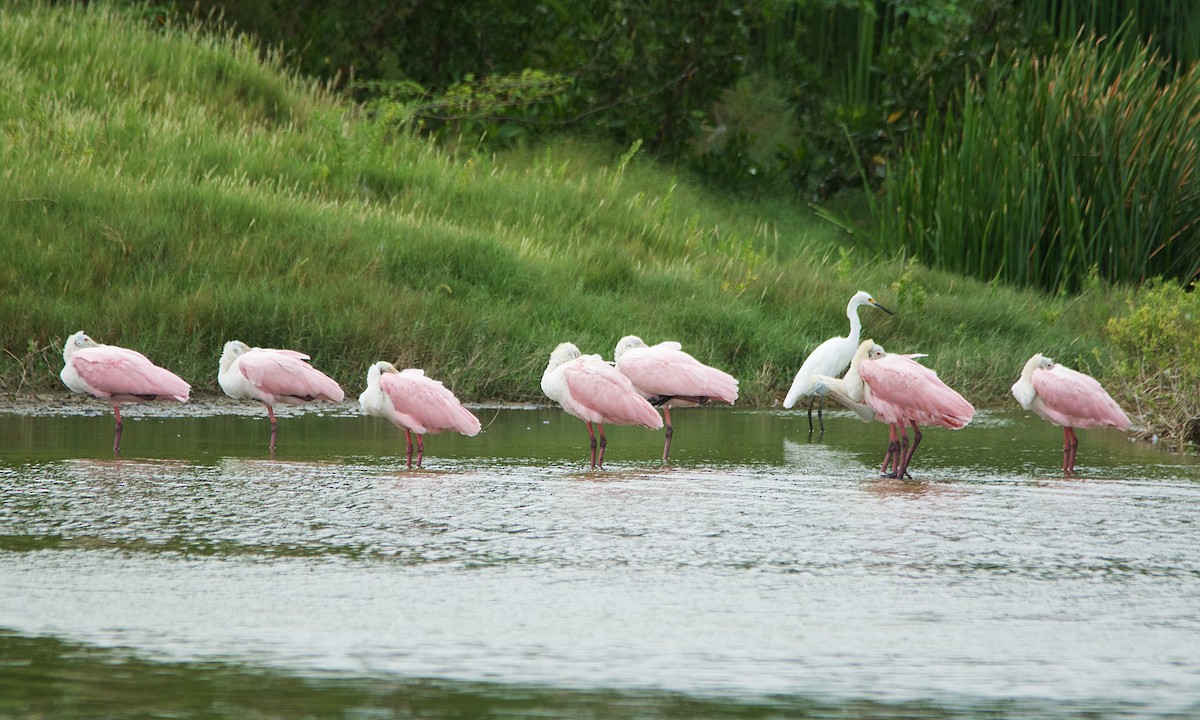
1012, 354, 1132, 474
541, 342, 663, 469
60, 331, 191, 454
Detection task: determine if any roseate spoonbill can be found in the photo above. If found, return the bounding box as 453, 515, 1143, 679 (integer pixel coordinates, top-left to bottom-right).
784, 291, 893, 433
541, 342, 663, 469
816, 340, 973, 478
856, 341, 974, 478
613, 335, 738, 462
1011, 354, 1132, 474
218, 340, 345, 451
810, 347, 904, 471
60, 331, 191, 453
359, 361, 481, 469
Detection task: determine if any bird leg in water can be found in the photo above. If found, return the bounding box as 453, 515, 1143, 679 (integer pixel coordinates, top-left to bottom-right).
415, 434, 425, 469
597, 423, 608, 469
1063, 426, 1079, 474
112, 404, 123, 454
404, 429, 414, 469
662, 406, 674, 463
587, 422, 598, 469
892, 424, 911, 478
266, 405, 278, 452
881, 424, 900, 476
897, 421, 922, 479
807, 397, 827, 435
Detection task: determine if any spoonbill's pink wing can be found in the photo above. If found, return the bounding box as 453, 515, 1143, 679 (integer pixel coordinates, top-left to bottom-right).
239, 350, 344, 402
72, 346, 190, 402
260, 348, 311, 361
1031, 365, 1130, 430
620, 344, 738, 403
860, 355, 973, 429
561, 359, 664, 428
379, 369, 481, 436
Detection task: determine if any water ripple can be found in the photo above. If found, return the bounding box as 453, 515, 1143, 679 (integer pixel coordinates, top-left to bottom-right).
1, 410, 1199, 716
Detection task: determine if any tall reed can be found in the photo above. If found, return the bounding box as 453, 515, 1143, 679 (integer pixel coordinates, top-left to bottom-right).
1019, 0, 1200, 69
878, 32, 1200, 292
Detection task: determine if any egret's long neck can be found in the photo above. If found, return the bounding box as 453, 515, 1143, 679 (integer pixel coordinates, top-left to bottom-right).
846, 301, 862, 343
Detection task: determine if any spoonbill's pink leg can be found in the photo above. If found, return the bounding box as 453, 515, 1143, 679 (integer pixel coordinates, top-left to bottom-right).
404, 429, 415, 469
1063, 426, 1079, 474
881, 424, 900, 476
597, 423, 608, 469
586, 422, 598, 469
415, 434, 425, 469
112, 404, 124, 454
661, 407, 674, 463
897, 421, 923, 479
266, 405, 279, 451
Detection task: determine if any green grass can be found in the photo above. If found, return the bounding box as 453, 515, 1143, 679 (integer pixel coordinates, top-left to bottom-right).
0, 2, 1127, 408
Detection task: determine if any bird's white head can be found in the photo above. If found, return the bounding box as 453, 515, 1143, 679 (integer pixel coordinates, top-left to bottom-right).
867, 342, 887, 360
851, 339, 876, 362
367, 360, 399, 384
546, 342, 582, 373
614, 335, 648, 360
62, 331, 99, 361
218, 340, 251, 371
1021, 353, 1054, 377
851, 290, 894, 316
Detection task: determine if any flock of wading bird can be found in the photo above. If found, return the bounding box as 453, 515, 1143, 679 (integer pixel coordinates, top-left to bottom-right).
57, 290, 1132, 475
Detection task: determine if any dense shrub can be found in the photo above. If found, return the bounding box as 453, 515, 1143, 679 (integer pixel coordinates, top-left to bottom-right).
1107, 281, 1200, 450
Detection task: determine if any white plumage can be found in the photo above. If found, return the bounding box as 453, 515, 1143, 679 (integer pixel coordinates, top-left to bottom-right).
783, 290, 892, 432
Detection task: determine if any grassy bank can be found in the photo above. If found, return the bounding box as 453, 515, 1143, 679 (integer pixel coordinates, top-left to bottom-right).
0, 2, 1124, 408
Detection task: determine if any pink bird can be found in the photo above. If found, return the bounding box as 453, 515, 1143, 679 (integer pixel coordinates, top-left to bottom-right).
358, 361, 481, 468
541, 342, 664, 469
613, 335, 738, 462
60, 331, 191, 453
841, 340, 975, 478
218, 340, 345, 451
1012, 354, 1132, 474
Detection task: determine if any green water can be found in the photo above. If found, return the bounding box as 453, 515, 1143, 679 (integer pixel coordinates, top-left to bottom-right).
1, 404, 1198, 719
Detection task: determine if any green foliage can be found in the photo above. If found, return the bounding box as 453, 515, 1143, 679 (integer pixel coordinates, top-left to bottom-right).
0, 1, 1129, 410
876, 31, 1200, 292
1018, 0, 1200, 69
1106, 281, 1200, 449
177, 0, 748, 155
141, 0, 1200, 201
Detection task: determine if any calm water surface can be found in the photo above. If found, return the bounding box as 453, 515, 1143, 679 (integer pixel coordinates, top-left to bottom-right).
1, 404, 1198, 718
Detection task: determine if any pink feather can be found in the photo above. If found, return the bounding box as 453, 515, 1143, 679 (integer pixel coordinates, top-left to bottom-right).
561, 360, 664, 428
616, 342, 738, 404
237, 349, 344, 405
1031, 364, 1131, 430
860, 353, 974, 429
70, 346, 190, 403
379, 369, 481, 436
